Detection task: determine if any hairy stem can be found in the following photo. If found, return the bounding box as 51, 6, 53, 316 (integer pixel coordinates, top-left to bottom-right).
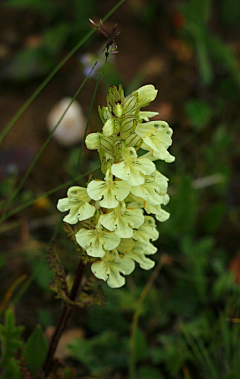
43, 260, 85, 376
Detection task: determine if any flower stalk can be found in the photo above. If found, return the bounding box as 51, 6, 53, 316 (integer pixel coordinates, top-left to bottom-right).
43, 260, 85, 377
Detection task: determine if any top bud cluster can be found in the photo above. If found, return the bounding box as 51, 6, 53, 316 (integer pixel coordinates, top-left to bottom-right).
57, 85, 174, 288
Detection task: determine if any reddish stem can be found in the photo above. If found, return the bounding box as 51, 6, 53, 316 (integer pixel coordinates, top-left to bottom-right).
43, 260, 85, 377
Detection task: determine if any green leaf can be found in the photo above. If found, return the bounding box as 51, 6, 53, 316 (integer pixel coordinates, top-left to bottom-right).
0, 308, 23, 379
0, 308, 23, 360
23, 325, 48, 374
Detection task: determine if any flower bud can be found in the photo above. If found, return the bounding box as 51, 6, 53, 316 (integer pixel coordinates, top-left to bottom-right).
98, 106, 111, 123
103, 118, 115, 137
85, 133, 101, 150
135, 85, 158, 107
107, 85, 121, 111
113, 103, 123, 118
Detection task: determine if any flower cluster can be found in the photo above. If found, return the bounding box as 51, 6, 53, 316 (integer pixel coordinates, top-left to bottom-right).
57, 85, 174, 288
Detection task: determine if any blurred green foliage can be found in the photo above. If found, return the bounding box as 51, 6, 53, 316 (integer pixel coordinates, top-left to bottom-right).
3, 0, 96, 80
1, 0, 240, 378
0, 308, 23, 379
180, 0, 240, 87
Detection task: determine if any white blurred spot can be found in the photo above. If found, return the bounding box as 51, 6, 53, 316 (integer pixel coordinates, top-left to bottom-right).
47, 97, 86, 147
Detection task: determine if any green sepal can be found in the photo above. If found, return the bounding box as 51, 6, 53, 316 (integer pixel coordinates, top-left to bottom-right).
107, 85, 121, 111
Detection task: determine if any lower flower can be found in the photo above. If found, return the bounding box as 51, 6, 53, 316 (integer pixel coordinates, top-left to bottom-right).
91, 250, 135, 288
76, 225, 120, 258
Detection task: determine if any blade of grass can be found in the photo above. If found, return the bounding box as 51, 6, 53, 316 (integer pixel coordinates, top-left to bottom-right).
196, 336, 219, 379
182, 326, 206, 369
182, 325, 218, 379
0, 0, 126, 144
232, 320, 240, 371
220, 314, 231, 371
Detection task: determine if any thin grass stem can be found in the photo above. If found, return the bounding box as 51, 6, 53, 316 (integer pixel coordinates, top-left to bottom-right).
129, 259, 163, 379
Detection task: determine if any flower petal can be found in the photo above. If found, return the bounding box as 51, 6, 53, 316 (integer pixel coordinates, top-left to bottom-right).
118, 239, 156, 270
87, 180, 106, 201
85, 132, 101, 150
139, 111, 159, 121
57, 198, 70, 212
76, 227, 120, 258
133, 216, 159, 243
77, 202, 95, 221
91, 250, 135, 288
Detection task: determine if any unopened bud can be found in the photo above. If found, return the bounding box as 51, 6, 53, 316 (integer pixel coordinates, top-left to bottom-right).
135, 85, 158, 107
113, 103, 123, 118
85, 133, 101, 150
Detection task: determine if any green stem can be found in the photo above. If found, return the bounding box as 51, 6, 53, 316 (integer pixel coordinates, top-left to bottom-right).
129, 259, 163, 379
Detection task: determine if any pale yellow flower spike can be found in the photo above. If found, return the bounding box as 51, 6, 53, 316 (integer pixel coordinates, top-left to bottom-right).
57, 84, 174, 288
